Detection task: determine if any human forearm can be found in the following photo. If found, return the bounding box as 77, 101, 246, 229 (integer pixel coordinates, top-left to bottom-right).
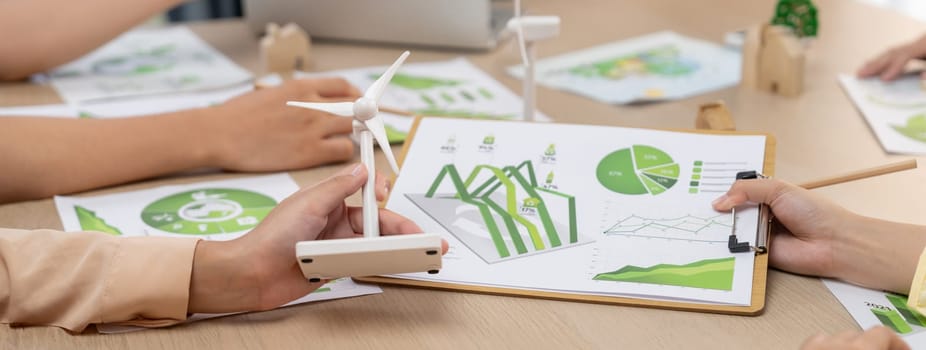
831, 214, 926, 294
0, 110, 219, 203
188, 239, 263, 314
0, 0, 185, 80
0, 228, 196, 332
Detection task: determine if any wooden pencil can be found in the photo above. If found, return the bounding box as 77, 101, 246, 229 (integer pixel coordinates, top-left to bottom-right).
798, 159, 918, 190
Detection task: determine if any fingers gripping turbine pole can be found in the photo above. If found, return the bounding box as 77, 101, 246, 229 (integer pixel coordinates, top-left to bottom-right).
287, 50, 443, 283
286, 51, 410, 238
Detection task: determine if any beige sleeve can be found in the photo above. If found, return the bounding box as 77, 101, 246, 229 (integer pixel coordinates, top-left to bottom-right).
908, 248, 926, 314
0, 228, 199, 332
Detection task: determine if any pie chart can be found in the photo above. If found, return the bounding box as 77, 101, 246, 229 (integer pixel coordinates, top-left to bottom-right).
596, 145, 679, 195
141, 188, 277, 235
864, 76, 926, 109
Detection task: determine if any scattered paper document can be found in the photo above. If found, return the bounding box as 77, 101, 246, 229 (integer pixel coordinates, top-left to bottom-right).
296, 58, 549, 142
509, 31, 741, 104
824, 279, 926, 346
54, 174, 383, 331
55, 174, 297, 240
386, 118, 767, 306
839, 74, 926, 155
47, 26, 253, 103
0, 83, 251, 120
0, 104, 78, 118
76, 83, 252, 118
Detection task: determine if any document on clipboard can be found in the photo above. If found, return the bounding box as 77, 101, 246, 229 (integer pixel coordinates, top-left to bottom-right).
363, 117, 774, 314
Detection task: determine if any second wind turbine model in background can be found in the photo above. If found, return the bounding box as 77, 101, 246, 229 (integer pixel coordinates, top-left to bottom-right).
287, 51, 442, 282
507, 0, 561, 121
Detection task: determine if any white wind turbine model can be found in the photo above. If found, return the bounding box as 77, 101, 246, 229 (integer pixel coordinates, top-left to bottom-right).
288, 51, 442, 282
507, 0, 560, 121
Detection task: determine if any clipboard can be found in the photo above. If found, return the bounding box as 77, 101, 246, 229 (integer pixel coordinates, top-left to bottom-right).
359, 116, 776, 316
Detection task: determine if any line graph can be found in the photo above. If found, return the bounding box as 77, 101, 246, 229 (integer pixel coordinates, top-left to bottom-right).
602, 213, 732, 243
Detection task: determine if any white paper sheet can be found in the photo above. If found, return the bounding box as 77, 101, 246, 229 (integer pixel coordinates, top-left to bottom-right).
47, 26, 252, 103
839, 74, 926, 155
509, 31, 741, 104
0, 104, 78, 118
0, 83, 251, 121
295, 58, 549, 142
53, 174, 383, 331
76, 83, 252, 118
386, 118, 766, 305
823, 279, 926, 346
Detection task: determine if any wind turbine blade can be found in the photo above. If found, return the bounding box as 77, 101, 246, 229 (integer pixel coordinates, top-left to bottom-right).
364, 116, 400, 174
365, 51, 410, 102
286, 101, 355, 117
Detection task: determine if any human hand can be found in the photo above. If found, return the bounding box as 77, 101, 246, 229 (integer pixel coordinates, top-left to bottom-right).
203, 78, 362, 172
857, 34, 926, 81
711, 178, 857, 279
800, 327, 909, 350
188, 163, 448, 313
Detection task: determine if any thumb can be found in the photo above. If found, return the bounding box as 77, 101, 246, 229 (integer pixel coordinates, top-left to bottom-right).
288, 163, 368, 217
711, 178, 794, 211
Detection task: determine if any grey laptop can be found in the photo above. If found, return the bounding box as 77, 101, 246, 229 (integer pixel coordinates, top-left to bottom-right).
243, 0, 514, 50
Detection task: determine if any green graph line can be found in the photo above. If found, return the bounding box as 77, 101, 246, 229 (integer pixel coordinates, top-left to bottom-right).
462, 165, 545, 250
424, 161, 579, 257
604, 214, 731, 235
431, 165, 529, 254
476, 160, 536, 199
519, 160, 538, 188
536, 186, 578, 244
471, 160, 576, 245
506, 166, 561, 247
482, 196, 528, 254
426, 165, 510, 257
470, 173, 501, 197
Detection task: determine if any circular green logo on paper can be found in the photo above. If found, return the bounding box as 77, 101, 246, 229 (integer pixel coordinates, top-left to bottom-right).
596, 145, 679, 196
141, 188, 277, 235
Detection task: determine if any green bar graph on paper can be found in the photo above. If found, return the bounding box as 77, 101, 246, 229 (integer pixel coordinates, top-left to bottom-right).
886, 294, 926, 327
420, 93, 436, 106
871, 307, 913, 334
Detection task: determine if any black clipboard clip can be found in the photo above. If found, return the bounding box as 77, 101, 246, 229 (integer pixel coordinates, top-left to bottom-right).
728, 171, 771, 254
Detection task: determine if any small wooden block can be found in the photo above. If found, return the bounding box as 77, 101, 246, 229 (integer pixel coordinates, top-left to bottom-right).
259, 23, 312, 76
741, 24, 805, 97
740, 25, 762, 89
696, 101, 736, 131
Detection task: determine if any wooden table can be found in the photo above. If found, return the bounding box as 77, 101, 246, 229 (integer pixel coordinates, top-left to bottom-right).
3, 0, 926, 348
